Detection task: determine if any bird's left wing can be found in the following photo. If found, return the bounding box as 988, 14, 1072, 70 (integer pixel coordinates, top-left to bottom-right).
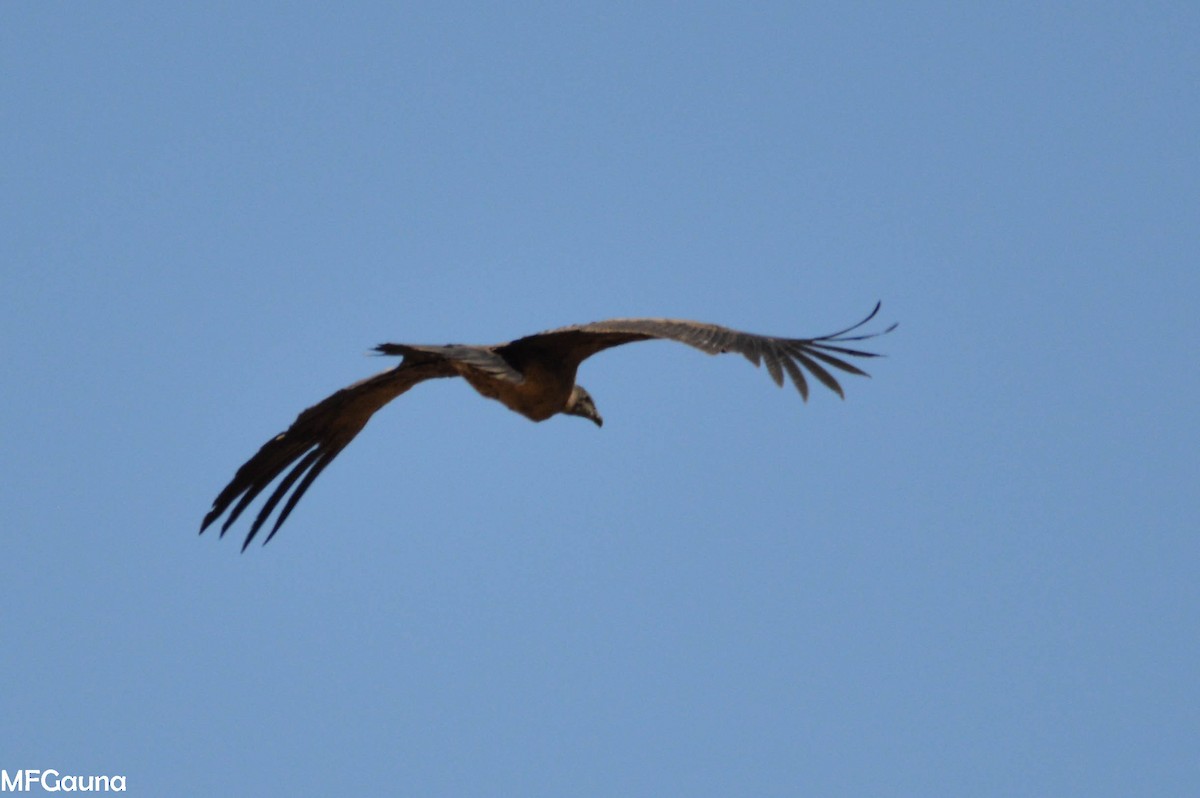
200, 359, 455, 550
503, 303, 896, 401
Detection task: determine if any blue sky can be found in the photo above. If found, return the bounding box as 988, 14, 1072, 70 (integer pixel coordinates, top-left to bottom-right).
3, 3, 1197, 795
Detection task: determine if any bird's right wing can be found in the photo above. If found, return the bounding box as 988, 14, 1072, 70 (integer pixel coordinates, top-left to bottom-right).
200, 359, 455, 550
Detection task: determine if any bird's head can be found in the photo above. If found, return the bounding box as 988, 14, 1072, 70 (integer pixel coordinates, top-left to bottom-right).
564, 385, 603, 427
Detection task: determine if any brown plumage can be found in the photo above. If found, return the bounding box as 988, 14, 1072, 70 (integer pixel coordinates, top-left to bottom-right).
201, 303, 896, 549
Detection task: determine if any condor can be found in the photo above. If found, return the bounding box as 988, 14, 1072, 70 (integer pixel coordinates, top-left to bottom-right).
201, 304, 895, 550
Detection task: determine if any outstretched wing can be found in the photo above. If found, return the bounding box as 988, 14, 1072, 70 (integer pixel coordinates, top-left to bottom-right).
200, 359, 455, 550
502, 302, 896, 400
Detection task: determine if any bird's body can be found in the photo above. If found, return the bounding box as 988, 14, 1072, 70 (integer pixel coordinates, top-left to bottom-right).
202, 305, 896, 549
464, 354, 578, 422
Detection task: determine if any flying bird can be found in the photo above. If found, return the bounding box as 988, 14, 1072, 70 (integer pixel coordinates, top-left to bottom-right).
201, 303, 896, 550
